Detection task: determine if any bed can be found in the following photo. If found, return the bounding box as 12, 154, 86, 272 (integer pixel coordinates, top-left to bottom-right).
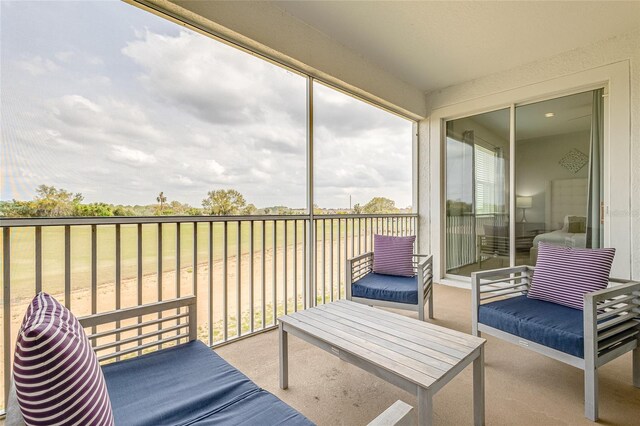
529, 178, 588, 263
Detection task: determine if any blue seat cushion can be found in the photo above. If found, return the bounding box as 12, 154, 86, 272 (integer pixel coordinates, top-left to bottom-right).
478, 295, 584, 358
352, 273, 418, 305
102, 340, 313, 426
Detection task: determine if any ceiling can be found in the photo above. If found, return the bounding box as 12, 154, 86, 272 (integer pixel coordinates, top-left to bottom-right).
273, 1, 640, 93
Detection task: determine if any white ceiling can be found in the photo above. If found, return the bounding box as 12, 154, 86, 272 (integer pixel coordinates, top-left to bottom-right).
273, 1, 640, 93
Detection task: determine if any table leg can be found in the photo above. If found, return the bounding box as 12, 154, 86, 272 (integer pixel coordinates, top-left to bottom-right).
279, 322, 288, 389
417, 387, 432, 426
473, 345, 485, 426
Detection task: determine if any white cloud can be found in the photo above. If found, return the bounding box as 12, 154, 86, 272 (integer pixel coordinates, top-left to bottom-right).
2, 3, 411, 208
171, 174, 194, 186
110, 145, 157, 165
58, 94, 102, 113
15, 55, 59, 76
80, 75, 111, 86
54, 51, 75, 62
121, 29, 302, 125
86, 55, 104, 66
208, 159, 225, 175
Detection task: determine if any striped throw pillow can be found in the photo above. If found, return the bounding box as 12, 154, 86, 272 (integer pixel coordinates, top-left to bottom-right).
527, 243, 615, 310
13, 293, 114, 426
373, 234, 416, 277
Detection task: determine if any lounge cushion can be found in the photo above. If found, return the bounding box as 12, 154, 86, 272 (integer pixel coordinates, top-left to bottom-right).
479, 295, 584, 358
352, 273, 418, 305
373, 234, 415, 277
527, 242, 615, 310
102, 340, 313, 426
13, 293, 114, 426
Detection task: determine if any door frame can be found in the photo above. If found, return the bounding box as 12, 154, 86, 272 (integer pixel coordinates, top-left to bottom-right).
428, 61, 631, 285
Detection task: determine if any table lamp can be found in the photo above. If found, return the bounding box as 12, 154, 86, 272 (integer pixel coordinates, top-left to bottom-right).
516, 196, 533, 222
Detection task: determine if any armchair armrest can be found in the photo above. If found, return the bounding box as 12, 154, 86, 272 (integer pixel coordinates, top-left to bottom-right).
414, 254, 433, 295
367, 400, 414, 426
472, 266, 533, 301
347, 252, 374, 299
584, 279, 640, 366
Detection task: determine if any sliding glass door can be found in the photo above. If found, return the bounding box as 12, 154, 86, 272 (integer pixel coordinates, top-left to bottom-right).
515, 90, 603, 266
444, 90, 603, 277
445, 109, 510, 276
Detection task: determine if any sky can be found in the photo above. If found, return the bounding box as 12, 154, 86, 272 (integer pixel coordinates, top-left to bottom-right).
1, 0, 413, 210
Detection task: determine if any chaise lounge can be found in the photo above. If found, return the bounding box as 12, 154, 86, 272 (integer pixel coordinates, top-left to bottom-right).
7, 295, 313, 426
7, 294, 412, 426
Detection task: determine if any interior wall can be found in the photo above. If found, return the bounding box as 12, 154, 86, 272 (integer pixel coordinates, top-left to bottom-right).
421, 28, 640, 280
516, 131, 590, 226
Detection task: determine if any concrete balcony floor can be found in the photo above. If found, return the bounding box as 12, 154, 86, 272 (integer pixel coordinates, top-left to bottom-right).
217, 284, 640, 425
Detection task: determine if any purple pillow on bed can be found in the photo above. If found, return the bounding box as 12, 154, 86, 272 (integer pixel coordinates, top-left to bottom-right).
527, 243, 615, 310
13, 293, 114, 426
373, 234, 415, 277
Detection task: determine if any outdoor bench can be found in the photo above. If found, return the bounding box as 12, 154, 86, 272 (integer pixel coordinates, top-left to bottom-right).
7, 295, 413, 425
471, 265, 640, 421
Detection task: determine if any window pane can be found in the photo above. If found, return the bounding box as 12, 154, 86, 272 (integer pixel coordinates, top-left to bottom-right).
515, 91, 597, 265
445, 109, 510, 276
1, 1, 306, 216
313, 82, 413, 214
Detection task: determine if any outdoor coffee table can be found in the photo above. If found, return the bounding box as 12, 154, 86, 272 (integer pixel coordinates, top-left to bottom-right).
278, 299, 486, 425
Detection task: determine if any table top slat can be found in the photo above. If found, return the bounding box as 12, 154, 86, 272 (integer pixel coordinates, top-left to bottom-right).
314, 304, 462, 364
335, 299, 483, 348
300, 309, 452, 376
324, 303, 472, 356
281, 315, 437, 388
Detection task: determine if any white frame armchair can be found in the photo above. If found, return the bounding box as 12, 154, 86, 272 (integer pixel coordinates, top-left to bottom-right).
471, 265, 640, 421
346, 252, 434, 321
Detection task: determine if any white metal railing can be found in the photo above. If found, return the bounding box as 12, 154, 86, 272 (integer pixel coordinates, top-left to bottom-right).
0, 212, 417, 411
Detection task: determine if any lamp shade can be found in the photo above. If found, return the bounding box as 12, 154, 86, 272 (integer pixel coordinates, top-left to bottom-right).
516, 196, 533, 209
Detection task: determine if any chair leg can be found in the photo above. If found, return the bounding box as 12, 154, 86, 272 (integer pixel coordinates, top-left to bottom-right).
584, 367, 598, 421
418, 305, 425, 322
428, 289, 434, 319
472, 322, 481, 338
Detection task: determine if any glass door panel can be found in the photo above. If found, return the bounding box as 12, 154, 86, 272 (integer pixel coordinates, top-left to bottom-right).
515, 90, 600, 266
445, 109, 510, 277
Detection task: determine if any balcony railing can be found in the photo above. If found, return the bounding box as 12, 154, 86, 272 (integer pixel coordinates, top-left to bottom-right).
0, 212, 417, 411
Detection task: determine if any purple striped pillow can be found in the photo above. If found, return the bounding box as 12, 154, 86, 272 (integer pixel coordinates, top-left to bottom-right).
373, 234, 416, 277
13, 293, 114, 426
527, 243, 615, 310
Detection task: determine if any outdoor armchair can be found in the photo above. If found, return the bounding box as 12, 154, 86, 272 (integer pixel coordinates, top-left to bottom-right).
346, 251, 434, 321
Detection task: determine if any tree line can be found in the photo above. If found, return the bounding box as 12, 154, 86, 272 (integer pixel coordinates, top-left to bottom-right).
0, 185, 407, 218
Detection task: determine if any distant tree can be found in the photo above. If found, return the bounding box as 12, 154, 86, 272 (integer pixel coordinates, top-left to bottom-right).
446, 199, 472, 216
242, 204, 257, 215
186, 207, 202, 216
73, 203, 114, 217
352, 203, 363, 214
0, 200, 36, 217
202, 189, 246, 215
112, 206, 136, 216
156, 192, 167, 211
362, 197, 398, 214
32, 185, 83, 216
